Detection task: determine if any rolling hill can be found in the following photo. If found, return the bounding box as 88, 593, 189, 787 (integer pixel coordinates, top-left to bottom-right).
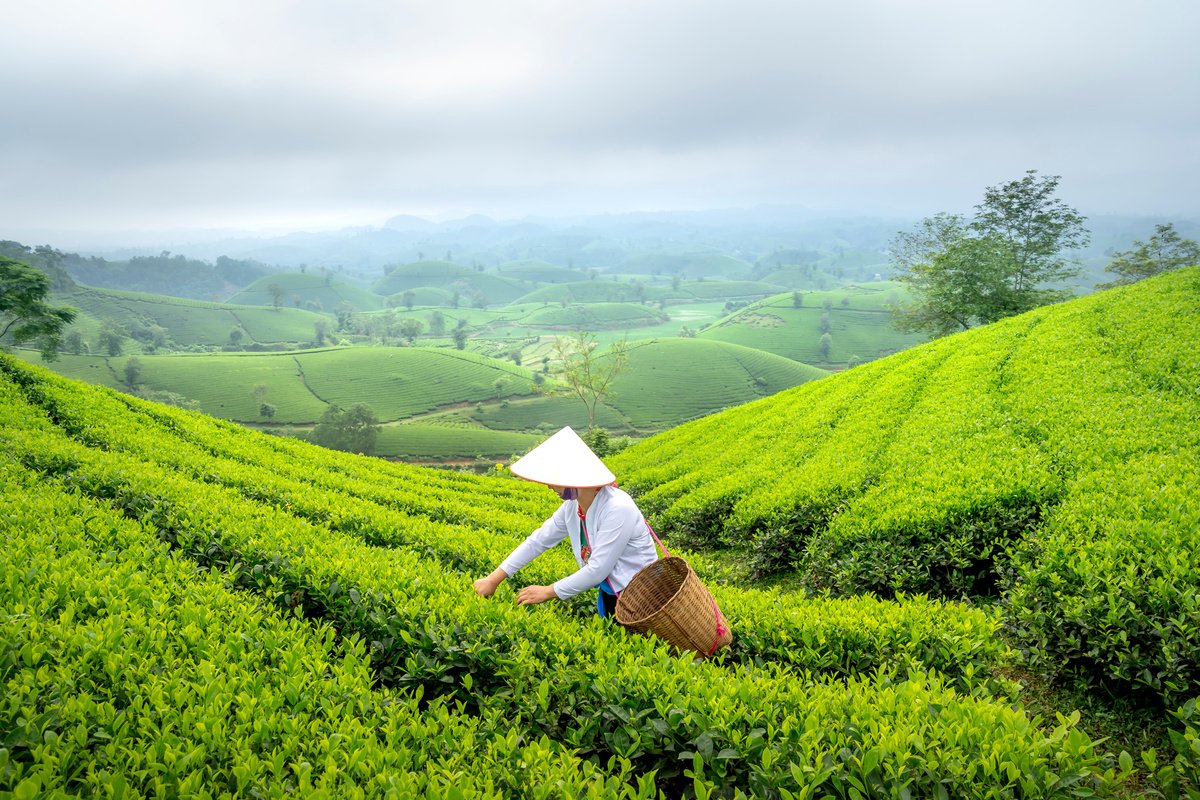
14, 347, 539, 428
55, 285, 328, 349
608, 338, 829, 430
698, 282, 926, 367
227, 272, 385, 312
612, 265, 1200, 709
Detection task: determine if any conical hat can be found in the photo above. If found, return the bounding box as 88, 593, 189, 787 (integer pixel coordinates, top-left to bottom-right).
508, 426, 616, 488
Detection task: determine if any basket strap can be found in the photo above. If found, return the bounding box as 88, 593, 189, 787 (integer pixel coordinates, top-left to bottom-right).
706, 592, 728, 657
642, 519, 671, 558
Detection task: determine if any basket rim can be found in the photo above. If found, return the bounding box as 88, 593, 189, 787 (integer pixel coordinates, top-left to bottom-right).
614, 556, 692, 627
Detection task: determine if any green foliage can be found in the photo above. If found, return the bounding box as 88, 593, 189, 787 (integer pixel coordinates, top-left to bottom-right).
309, 402, 380, 454
552, 331, 629, 431
891, 171, 1089, 336
1103, 223, 1200, 287
0, 257, 77, 359
613, 266, 1200, 707
228, 271, 385, 312
608, 338, 827, 430
0, 356, 1118, 797
700, 284, 924, 367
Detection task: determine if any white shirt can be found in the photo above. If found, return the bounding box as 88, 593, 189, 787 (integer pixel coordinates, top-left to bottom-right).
498, 485, 659, 599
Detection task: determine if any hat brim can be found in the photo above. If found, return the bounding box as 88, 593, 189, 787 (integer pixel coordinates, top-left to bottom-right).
507, 426, 616, 487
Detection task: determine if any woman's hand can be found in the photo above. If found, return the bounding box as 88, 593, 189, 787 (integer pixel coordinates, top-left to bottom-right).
515, 585, 557, 606
474, 569, 508, 598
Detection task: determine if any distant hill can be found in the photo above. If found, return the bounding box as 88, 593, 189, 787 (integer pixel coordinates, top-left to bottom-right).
511, 279, 783, 306
16, 346, 536, 428
497, 260, 588, 283
698, 283, 924, 367
619, 252, 753, 279
372, 260, 530, 306
519, 302, 669, 330
227, 272, 384, 312
55, 285, 328, 350
71, 252, 269, 299
608, 338, 828, 430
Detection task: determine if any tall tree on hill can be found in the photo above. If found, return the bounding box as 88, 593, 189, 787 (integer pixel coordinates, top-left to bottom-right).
1101, 223, 1200, 287
890, 171, 1089, 337
552, 332, 628, 432
0, 257, 77, 360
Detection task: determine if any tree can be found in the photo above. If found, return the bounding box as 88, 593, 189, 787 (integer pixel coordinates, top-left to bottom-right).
313, 319, 329, 346
819, 332, 832, 361
124, 356, 143, 387
402, 290, 415, 310
252, 383, 269, 406
259, 403, 276, 420
427, 310, 446, 336
552, 332, 628, 431
97, 320, 127, 357
890, 171, 1089, 336
1102, 223, 1200, 286
398, 318, 424, 344
792, 291, 803, 308
0, 257, 77, 360
229, 327, 245, 346
64, 331, 86, 355
268, 283, 286, 310
335, 301, 355, 331
452, 327, 468, 350
309, 403, 380, 455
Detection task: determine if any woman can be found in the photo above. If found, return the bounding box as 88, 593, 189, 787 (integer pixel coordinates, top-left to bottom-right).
473, 426, 658, 617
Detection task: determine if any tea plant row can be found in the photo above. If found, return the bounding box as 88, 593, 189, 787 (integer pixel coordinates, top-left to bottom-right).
0, 357, 1010, 691
0, 360, 1116, 798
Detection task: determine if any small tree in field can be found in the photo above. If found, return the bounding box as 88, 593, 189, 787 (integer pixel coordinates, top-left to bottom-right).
552, 332, 628, 432
124, 357, 143, 387
310, 403, 380, 455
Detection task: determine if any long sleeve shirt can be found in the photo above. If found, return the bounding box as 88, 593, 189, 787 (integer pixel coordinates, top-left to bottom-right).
498, 485, 659, 599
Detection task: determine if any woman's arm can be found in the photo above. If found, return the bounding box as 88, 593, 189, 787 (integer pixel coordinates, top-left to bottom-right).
476, 502, 570, 596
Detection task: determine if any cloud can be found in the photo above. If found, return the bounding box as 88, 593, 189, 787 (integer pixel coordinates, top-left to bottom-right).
1, 0, 1197, 233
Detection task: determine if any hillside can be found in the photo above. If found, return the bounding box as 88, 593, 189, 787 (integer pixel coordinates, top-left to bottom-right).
610, 338, 829, 430
0, 352, 1134, 797
612, 265, 1200, 710
227, 272, 385, 312
12, 346, 537, 426
56, 285, 327, 348
697, 282, 926, 367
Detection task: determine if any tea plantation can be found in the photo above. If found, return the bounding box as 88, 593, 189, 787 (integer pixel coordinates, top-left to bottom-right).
613, 266, 1200, 712
2, 268, 1198, 797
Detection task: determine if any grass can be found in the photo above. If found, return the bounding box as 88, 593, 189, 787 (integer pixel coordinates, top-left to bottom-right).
608, 337, 828, 430
698, 283, 926, 367
227, 272, 385, 312
374, 422, 542, 459
56, 285, 327, 348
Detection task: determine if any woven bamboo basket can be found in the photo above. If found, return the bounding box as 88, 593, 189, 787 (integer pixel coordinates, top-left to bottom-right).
615, 556, 732, 657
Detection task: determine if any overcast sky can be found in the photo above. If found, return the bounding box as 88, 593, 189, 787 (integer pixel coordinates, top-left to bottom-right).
3, 0, 1198, 237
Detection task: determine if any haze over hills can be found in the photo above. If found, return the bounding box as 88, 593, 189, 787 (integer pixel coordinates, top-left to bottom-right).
6, 203, 1198, 463
25, 208, 1199, 298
